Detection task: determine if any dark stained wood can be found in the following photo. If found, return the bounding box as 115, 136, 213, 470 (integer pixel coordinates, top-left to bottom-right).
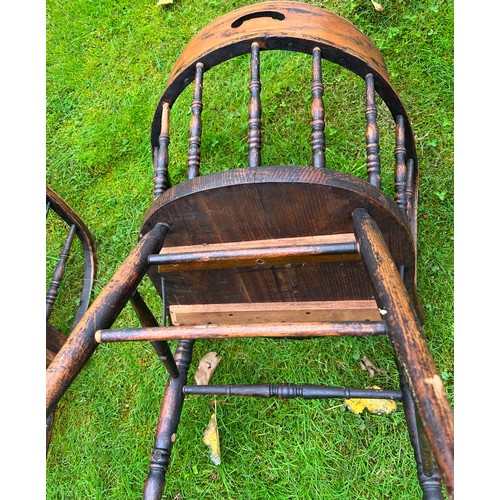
184, 383, 401, 400
129, 290, 179, 378
154, 103, 171, 198
311, 47, 325, 168
151, 233, 359, 272
150, 1, 417, 158
96, 320, 387, 342
46, 223, 169, 417
365, 73, 381, 187
46, 187, 99, 452
143, 339, 194, 500
140, 166, 419, 312
46, 322, 67, 358
394, 115, 408, 213
405, 158, 416, 225
248, 42, 262, 167
352, 208, 453, 498
46, 187, 98, 328
46, 224, 76, 320
149, 1, 419, 238
398, 367, 444, 497
47, 4, 450, 498
152, 2, 393, 113
187, 63, 204, 179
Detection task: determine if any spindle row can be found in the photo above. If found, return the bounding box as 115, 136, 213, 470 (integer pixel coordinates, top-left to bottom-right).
152, 49, 415, 219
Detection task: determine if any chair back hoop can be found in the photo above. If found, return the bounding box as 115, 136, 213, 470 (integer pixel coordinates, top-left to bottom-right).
46, 186, 98, 328
149, 1, 419, 236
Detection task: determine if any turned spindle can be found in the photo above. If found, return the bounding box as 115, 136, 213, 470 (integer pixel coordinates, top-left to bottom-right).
311, 47, 326, 168
187, 63, 204, 179
248, 42, 262, 167
365, 73, 381, 187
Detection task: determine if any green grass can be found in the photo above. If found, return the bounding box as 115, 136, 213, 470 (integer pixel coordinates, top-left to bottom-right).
46, 0, 454, 498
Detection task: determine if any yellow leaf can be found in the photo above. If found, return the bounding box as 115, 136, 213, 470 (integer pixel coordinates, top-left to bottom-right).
344, 386, 397, 415
203, 413, 221, 465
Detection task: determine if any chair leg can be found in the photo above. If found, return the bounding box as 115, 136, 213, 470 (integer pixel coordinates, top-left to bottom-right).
143, 339, 195, 500
46, 410, 55, 455
399, 366, 443, 499
352, 208, 453, 498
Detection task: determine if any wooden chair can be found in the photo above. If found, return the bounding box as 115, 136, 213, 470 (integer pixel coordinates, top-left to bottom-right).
45, 2, 453, 498
46, 186, 97, 449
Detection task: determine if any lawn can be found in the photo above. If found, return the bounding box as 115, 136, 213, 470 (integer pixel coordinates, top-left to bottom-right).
45, 0, 454, 498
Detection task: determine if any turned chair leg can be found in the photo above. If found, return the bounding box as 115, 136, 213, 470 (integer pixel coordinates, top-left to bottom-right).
398, 366, 443, 499
143, 339, 195, 500
352, 208, 453, 498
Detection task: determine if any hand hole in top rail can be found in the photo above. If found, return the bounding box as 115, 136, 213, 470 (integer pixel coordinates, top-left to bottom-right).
231, 11, 286, 28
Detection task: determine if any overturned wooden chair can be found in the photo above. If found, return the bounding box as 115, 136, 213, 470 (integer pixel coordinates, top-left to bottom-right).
46, 2, 454, 498
46, 186, 97, 449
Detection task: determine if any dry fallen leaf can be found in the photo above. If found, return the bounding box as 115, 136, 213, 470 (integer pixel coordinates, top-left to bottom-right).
360, 356, 387, 378
203, 413, 221, 465
345, 386, 397, 415
156, 0, 173, 5
195, 351, 222, 385
370, 0, 384, 12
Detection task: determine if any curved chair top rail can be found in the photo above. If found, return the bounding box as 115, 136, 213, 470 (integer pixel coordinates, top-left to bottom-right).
46, 186, 98, 327
150, 1, 416, 161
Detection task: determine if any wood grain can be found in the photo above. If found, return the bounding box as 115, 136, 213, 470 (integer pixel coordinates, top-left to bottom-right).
97, 321, 387, 342
170, 300, 381, 325
149, 1, 419, 238
46, 223, 169, 416
140, 166, 419, 312
352, 208, 453, 498
153, 233, 358, 272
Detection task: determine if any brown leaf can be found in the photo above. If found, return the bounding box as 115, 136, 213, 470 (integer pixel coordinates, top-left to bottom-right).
360, 356, 387, 378
195, 351, 222, 385
370, 0, 384, 12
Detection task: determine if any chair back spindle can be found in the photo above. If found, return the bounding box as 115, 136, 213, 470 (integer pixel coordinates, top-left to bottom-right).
311, 47, 326, 168
394, 115, 408, 212
187, 62, 204, 179
46, 224, 77, 320
154, 103, 171, 199
405, 158, 415, 221
365, 73, 381, 188
248, 42, 262, 168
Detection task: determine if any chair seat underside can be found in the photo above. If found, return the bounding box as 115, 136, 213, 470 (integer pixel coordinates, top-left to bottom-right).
142, 166, 417, 312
